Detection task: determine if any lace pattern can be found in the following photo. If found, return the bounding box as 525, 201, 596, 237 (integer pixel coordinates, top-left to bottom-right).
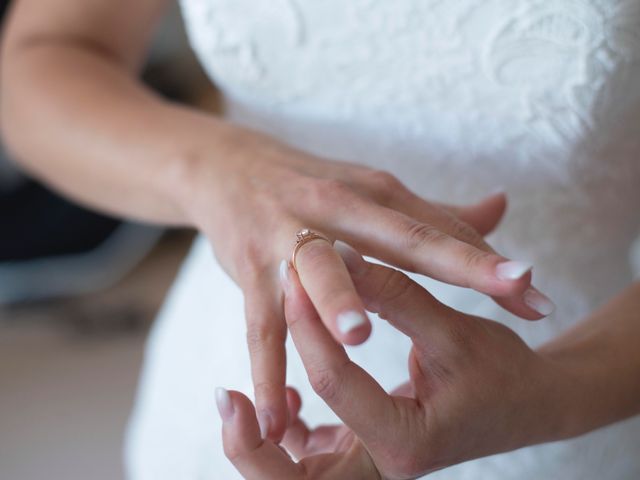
180, 0, 640, 308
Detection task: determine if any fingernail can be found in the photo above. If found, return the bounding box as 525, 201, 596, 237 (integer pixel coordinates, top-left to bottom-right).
337, 311, 367, 335
279, 259, 290, 292
489, 186, 506, 197
334, 241, 367, 275
215, 387, 234, 422
257, 411, 271, 439
495, 260, 533, 280
524, 288, 556, 316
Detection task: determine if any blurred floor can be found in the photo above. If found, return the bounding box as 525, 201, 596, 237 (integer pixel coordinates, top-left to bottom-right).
0, 231, 194, 480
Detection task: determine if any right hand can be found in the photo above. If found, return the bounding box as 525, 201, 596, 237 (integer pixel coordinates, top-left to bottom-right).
218, 253, 564, 479
182, 127, 553, 441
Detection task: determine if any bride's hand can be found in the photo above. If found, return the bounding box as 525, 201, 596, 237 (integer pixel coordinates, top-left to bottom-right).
217, 249, 566, 479
183, 128, 552, 441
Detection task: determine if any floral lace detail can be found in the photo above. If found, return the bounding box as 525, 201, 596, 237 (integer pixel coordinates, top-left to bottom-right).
179, 0, 640, 309
181, 0, 640, 142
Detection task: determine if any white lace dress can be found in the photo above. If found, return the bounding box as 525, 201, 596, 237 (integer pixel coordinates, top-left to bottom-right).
125, 1, 640, 478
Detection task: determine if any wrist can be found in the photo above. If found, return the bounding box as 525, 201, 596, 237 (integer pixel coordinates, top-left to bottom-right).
168, 119, 316, 234
160, 117, 259, 231
532, 341, 605, 443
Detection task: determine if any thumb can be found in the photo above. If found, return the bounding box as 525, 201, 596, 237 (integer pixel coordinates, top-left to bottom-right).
441, 191, 507, 236
217, 388, 299, 479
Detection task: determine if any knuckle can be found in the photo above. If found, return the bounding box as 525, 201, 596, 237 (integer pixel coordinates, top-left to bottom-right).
449, 219, 482, 245
403, 221, 446, 251
308, 369, 337, 400
308, 364, 345, 401
234, 245, 267, 284
253, 380, 281, 401
252, 186, 287, 216
462, 248, 490, 277
302, 176, 363, 217
323, 177, 351, 195
307, 178, 351, 205
374, 269, 414, 314
365, 169, 403, 191
246, 322, 286, 355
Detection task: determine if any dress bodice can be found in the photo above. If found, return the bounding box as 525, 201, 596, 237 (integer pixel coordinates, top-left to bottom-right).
179, 0, 640, 326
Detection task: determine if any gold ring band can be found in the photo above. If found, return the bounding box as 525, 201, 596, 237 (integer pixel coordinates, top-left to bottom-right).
291, 229, 331, 271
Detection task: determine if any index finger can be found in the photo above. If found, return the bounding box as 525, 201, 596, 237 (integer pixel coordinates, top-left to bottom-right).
334, 241, 481, 359
280, 261, 397, 447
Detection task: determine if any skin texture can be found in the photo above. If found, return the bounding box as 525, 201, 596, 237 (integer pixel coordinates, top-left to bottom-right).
219, 245, 640, 479
0, 0, 552, 441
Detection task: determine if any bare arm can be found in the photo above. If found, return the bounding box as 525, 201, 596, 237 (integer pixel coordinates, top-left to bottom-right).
1, 0, 239, 224
539, 281, 640, 436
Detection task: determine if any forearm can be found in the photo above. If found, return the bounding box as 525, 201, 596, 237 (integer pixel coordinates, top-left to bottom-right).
539, 281, 640, 439
1, 32, 252, 226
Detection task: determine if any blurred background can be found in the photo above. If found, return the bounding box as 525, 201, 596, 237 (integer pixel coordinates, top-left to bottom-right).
0, 4, 219, 479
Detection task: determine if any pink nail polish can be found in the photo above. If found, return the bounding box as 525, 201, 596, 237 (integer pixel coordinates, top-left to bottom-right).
524, 288, 556, 316
495, 260, 533, 281
279, 259, 290, 292
215, 387, 234, 422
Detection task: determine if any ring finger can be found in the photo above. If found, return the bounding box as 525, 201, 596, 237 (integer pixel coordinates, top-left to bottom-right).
284, 228, 371, 345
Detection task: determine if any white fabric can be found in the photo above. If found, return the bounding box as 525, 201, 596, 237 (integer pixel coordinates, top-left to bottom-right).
126, 1, 640, 478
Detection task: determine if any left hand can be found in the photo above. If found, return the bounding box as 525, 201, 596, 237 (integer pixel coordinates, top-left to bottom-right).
216, 244, 570, 479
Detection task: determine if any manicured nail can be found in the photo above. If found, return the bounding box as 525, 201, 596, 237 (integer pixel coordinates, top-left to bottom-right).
489, 186, 506, 197
524, 288, 556, 316
279, 259, 290, 292
334, 241, 367, 274
215, 387, 234, 422
337, 311, 367, 335
258, 411, 271, 439
495, 260, 533, 281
